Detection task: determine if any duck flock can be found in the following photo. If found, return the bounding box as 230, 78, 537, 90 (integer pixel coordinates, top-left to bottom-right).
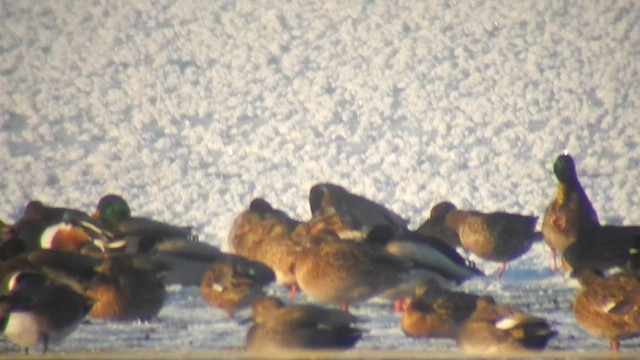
1, 153, 640, 355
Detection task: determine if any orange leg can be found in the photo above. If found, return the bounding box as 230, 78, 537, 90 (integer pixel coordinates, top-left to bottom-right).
394, 299, 404, 313
288, 284, 297, 300
610, 339, 619, 352
550, 248, 558, 271
496, 262, 507, 279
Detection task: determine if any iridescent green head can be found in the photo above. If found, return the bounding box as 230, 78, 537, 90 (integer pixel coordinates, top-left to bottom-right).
95, 194, 131, 229
553, 154, 579, 185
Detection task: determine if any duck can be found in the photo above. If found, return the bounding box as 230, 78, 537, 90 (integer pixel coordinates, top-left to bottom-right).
200, 257, 275, 317
85, 253, 166, 322
92, 194, 197, 252
401, 282, 491, 339
414, 201, 462, 248
306, 182, 409, 240
542, 153, 600, 270
228, 198, 302, 296
571, 267, 640, 352
456, 297, 557, 353
246, 296, 364, 351
366, 225, 483, 284
0, 248, 165, 322
0, 270, 93, 354
143, 238, 274, 287
440, 204, 540, 277
0, 249, 101, 288
562, 226, 640, 274
364, 225, 483, 310
293, 230, 445, 311
8, 200, 106, 254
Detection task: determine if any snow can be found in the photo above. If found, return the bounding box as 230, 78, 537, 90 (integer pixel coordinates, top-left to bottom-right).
1, 0, 640, 355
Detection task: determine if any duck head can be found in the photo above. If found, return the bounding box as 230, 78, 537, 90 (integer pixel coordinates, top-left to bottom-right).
93, 195, 131, 230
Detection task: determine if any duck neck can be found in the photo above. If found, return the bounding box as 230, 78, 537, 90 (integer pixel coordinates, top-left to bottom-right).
556, 183, 567, 205
445, 210, 466, 232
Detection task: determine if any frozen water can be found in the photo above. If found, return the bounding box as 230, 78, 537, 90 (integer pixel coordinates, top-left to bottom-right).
1, 0, 640, 355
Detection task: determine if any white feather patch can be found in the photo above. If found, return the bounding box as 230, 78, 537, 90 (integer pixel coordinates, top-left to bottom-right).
6, 271, 21, 292
602, 300, 619, 313
495, 316, 519, 330
3, 312, 41, 348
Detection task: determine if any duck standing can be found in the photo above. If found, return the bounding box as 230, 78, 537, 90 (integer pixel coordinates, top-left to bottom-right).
542, 154, 600, 270
434, 203, 539, 278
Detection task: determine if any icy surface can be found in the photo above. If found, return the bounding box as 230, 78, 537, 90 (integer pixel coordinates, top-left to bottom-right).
1, 0, 640, 355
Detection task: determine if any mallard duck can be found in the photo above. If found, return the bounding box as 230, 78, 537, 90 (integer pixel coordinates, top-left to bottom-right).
246, 296, 363, 351
306, 182, 409, 240
200, 258, 275, 317
401, 282, 490, 339
228, 198, 302, 295
92, 194, 196, 251
542, 154, 600, 270
0, 249, 164, 322
437, 203, 539, 277
456, 297, 557, 353
572, 267, 640, 352
0, 270, 93, 354
364, 225, 482, 310
366, 225, 483, 284
415, 201, 462, 248
86, 254, 165, 322
293, 230, 439, 311
142, 238, 273, 287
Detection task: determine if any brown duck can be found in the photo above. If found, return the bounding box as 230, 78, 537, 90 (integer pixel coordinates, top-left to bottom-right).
401, 282, 491, 339
415, 201, 462, 248
456, 297, 557, 353
200, 258, 275, 317
228, 199, 301, 291
572, 266, 640, 352
292, 231, 430, 311
306, 182, 409, 241
246, 296, 363, 351
86, 254, 165, 322
542, 154, 600, 270
440, 204, 539, 278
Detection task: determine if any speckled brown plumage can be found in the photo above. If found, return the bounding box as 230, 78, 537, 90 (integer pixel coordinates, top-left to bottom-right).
442, 205, 538, 277
401, 283, 489, 339
456, 297, 557, 353
200, 258, 274, 317
86, 255, 165, 321
228, 198, 301, 288
293, 231, 409, 308
572, 268, 640, 352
